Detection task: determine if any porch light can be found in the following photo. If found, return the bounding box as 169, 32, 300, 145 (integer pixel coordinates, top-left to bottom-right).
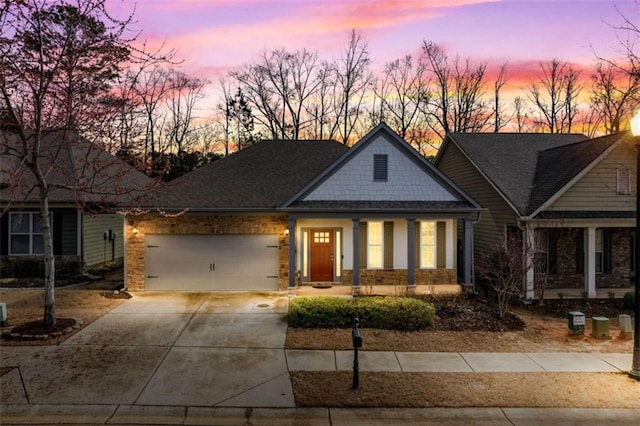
284, 229, 289, 236
629, 110, 640, 380
132, 227, 138, 236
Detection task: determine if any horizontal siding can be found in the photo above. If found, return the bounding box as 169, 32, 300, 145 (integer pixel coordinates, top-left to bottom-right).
550, 142, 636, 211
437, 142, 518, 255
83, 214, 124, 267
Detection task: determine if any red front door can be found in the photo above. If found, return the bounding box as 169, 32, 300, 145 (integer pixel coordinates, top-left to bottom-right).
310, 229, 334, 282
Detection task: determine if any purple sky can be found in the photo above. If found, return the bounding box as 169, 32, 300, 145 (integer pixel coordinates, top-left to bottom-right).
107, 0, 639, 109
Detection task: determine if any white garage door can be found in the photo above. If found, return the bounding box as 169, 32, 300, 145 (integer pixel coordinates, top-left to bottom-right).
145, 234, 279, 291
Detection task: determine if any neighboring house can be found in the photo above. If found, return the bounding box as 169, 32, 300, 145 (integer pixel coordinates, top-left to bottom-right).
435, 131, 636, 299
1, 129, 153, 270
125, 123, 481, 293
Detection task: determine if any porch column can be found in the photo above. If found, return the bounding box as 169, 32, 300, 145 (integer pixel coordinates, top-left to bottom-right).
524, 224, 535, 300
463, 218, 473, 290
407, 218, 416, 288
585, 227, 597, 298
352, 219, 360, 294
288, 218, 296, 292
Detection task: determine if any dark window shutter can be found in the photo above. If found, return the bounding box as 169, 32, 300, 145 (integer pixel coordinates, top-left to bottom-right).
436, 221, 446, 268
373, 154, 388, 181
414, 221, 420, 266
548, 230, 558, 274
603, 229, 612, 274
576, 230, 584, 274
359, 222, 367, 269
384, 221, 394, 269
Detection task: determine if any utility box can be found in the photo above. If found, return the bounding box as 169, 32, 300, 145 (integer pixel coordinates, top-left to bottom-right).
568, 311, 585, 336
619, 314, 633, 340
591, 316, 611, 339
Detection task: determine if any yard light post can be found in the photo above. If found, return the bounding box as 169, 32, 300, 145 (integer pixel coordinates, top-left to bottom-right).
629, 110, 640, 381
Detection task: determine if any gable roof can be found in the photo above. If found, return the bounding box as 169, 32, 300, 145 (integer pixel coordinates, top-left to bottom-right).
150, 139, 349, 210
439, 132, 590, 216
1, 130, 154, 207
527, 132, 625, 215
282, 123, 481, 212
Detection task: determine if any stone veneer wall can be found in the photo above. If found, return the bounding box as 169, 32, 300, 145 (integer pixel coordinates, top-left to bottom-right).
126, 214, 288, 291
341, 268, 457, 287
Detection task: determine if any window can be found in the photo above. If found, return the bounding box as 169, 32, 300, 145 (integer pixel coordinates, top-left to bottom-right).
595, 229, 612, 274
9, 212, 45, 255
617, 168, 631, 195
373, 154, 388, 181
534, 229, 549, 274
367, 221, 383, 269
420, 221, 436, 268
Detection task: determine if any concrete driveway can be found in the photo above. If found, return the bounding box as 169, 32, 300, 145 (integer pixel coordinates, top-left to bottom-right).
0, 292, 294, 408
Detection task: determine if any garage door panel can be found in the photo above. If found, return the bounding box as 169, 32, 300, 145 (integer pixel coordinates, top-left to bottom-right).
146, 234, 279, 291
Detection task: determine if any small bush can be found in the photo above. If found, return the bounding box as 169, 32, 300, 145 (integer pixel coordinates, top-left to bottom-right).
1, 257, 83, 278
623, 292, 635, 310
56, 259, 84, 278
285, 296, 436, 331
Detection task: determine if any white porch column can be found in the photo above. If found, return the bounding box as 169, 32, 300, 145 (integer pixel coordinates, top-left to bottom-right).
463, 218, 473, 289
524, 224, 535, 300
288, 218, 296, 291
585, 227, 597, 298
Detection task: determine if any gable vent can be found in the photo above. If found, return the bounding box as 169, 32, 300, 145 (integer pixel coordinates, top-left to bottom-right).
373, 154, 388, 182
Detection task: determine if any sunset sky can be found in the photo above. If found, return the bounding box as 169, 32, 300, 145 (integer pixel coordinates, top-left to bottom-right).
107, 0, 639, 111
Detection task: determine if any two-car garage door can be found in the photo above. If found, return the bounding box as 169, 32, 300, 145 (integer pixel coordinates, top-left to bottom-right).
145, 234, 279, 291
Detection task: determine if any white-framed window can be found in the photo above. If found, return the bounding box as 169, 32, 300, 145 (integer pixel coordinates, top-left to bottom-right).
617, 168, 631, 195
420, 221, 436, 269
9, 212, 46, 255
367, 221, 383, 269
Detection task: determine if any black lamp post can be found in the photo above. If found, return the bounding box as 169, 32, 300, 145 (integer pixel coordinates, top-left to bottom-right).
630, 110, 640, 381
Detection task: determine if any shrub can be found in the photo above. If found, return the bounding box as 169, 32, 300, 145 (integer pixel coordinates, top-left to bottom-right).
285, 296, 436, 331
623, 292, 635, 310
1, 257, 83, 278
56, 259, 84, 278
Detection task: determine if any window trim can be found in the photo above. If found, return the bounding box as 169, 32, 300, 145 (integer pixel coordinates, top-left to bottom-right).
367, 221, 384, 269
617, 168, 631, 195
419, 220, 436, 269
9, 212, 48, 256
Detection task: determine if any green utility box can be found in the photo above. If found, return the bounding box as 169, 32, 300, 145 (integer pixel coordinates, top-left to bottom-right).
567, 311, 585, 336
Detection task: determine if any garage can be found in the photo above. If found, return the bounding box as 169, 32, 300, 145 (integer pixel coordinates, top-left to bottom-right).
145, 234, 279, 291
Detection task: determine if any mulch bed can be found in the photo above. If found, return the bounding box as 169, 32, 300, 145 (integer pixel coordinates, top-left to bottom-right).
521, 298, 634, 319
431, 296, 525, 332
0, 276, 90, 289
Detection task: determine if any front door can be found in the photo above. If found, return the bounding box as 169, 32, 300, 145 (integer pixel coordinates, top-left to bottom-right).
310, 229, 334, 282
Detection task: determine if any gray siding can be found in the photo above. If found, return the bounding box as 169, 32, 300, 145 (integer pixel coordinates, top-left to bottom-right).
437, 142, 519, 255
82, 214, 124, 267
550, 142, 636, 211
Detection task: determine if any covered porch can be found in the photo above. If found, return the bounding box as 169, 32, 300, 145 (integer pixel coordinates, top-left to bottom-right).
522, 215, 635, 300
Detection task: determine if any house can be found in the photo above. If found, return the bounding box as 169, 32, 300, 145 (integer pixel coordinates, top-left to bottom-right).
1, 129, 153, 270
125, 123, 482, 294
435, 131, 636, 299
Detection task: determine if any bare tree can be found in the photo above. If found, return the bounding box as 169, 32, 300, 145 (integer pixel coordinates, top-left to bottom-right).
333, 30, 373, 144
527, 59, 582, 133
420, 41, 492, 140
492, 62, 511, 132
0, 0, 158, 327
590, 60, 640, 134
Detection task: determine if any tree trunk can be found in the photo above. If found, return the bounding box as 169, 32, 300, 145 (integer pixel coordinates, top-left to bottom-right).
40, 191, 56, 327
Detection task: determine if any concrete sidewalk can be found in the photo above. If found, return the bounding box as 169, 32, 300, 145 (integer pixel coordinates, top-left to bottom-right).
2, 405, 640, 425
286, 350, 632, 373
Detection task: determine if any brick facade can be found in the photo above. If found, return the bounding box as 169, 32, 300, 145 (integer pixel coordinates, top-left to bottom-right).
342, 268, 456, 287
540, 227, 632, 290
125, 214, 289, 291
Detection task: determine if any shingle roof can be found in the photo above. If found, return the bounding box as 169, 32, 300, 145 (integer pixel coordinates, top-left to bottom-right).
445, 132, 590, 215
528, 132, 625, 214
1, 130, 154, 206
150, 139, 349, 210
288, 200, 476, 212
